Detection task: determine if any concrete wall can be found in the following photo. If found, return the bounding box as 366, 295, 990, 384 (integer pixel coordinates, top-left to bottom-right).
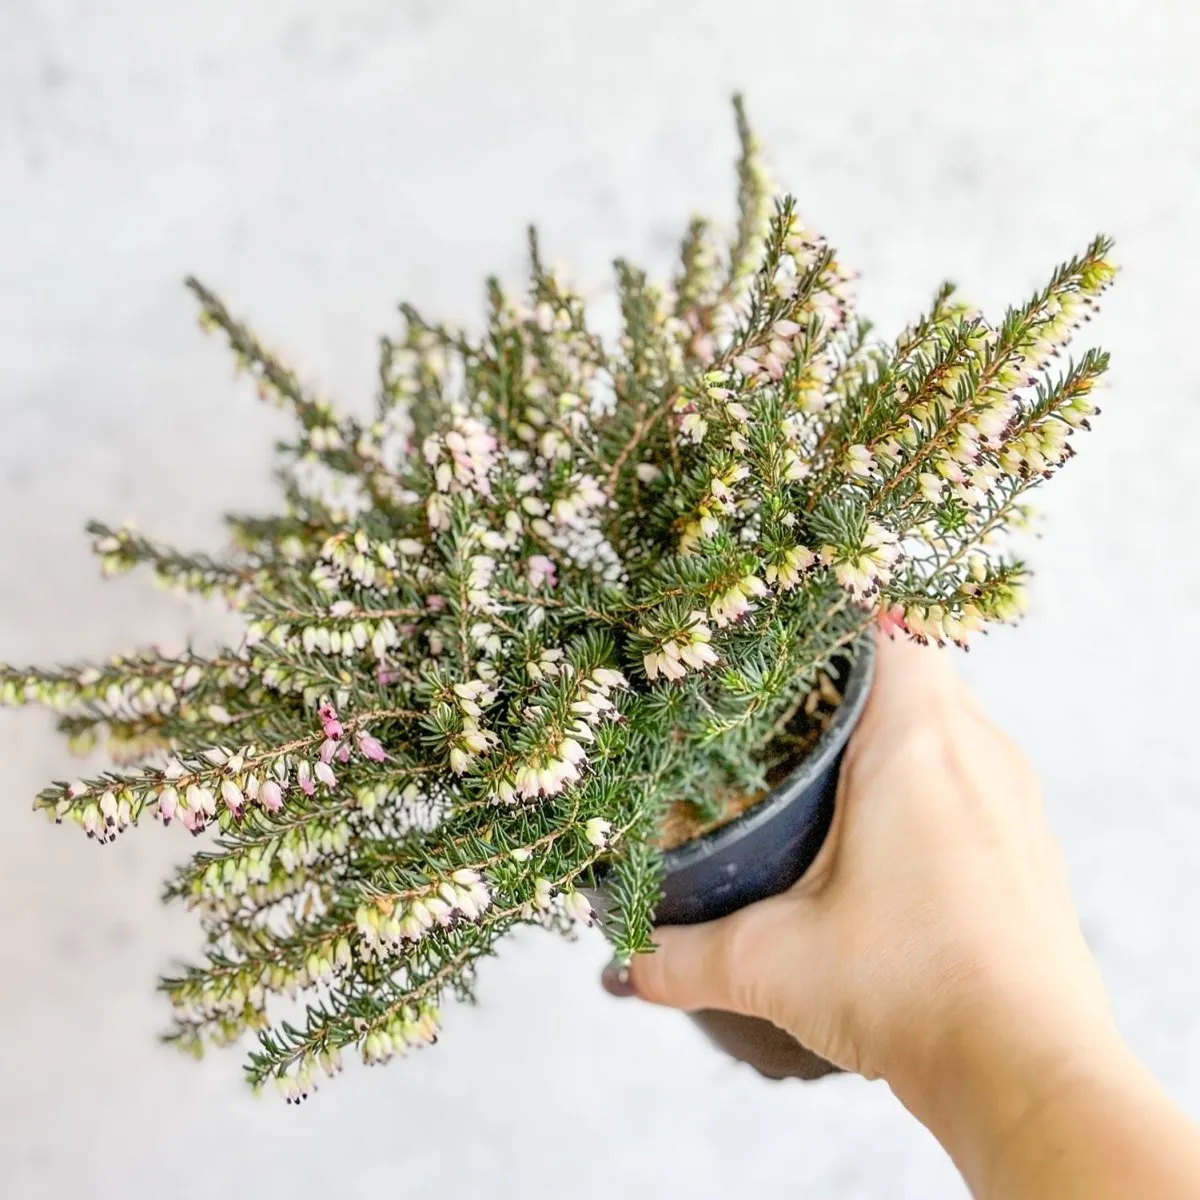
2, 3, 1198, 1196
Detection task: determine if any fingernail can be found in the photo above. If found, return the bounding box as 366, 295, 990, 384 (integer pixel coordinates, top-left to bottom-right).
600, 959, 637, 999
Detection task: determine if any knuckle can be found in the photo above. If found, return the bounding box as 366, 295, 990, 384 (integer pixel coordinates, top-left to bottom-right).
846, 720, 964, 790
716, 908, 776, 1017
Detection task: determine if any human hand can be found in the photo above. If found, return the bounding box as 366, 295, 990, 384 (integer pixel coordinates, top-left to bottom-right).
618, 633, 1133, 1186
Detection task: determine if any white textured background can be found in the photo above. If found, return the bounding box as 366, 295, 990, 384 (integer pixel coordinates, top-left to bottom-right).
2, 3, 1199, 1197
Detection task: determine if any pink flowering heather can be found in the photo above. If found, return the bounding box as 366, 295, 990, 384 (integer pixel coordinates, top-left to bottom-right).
1, 98, 1113, 1101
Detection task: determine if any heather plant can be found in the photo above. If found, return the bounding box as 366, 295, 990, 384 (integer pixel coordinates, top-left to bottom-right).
1, 100, 1114, 1101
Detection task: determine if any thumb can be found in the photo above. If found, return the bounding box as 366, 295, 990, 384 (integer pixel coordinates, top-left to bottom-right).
624, 920, 739, 1013
625, 893, 814, 1024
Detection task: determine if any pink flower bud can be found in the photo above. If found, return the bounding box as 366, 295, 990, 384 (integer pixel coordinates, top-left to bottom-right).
297, 762, 315, 797
220, 778, 244, 817
526, 555, 558, 589
317, 702, 344, 741
356, 730, 388, 762
877, 604, 908, 639
260, 780, 284, 813
158, 787, 178, 824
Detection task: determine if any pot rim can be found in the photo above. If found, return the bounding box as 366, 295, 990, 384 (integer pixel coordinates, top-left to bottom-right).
660, 634, 877, 875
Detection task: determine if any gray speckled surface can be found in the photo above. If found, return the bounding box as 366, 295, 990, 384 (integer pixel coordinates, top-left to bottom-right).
2, 3, 1199, 1197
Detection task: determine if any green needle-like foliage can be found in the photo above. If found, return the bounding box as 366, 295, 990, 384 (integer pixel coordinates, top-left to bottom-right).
2, 99, 1114, 1101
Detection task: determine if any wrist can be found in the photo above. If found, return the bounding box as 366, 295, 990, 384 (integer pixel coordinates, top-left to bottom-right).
888, 971, 1126, 1187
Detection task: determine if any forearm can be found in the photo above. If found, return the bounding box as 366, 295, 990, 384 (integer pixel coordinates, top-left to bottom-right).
896, 1013, 1200, 1199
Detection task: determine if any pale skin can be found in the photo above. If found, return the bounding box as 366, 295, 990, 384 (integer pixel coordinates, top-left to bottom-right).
608, 634, 1200, 1198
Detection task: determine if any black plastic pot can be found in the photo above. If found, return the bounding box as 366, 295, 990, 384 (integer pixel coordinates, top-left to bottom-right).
635, 637, 875, 1080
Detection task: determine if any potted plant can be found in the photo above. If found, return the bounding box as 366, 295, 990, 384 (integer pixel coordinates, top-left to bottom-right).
2, 99, 1113, 1100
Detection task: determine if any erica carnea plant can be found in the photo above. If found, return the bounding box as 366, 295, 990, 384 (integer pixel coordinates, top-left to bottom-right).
2, 99, 1114, 1100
